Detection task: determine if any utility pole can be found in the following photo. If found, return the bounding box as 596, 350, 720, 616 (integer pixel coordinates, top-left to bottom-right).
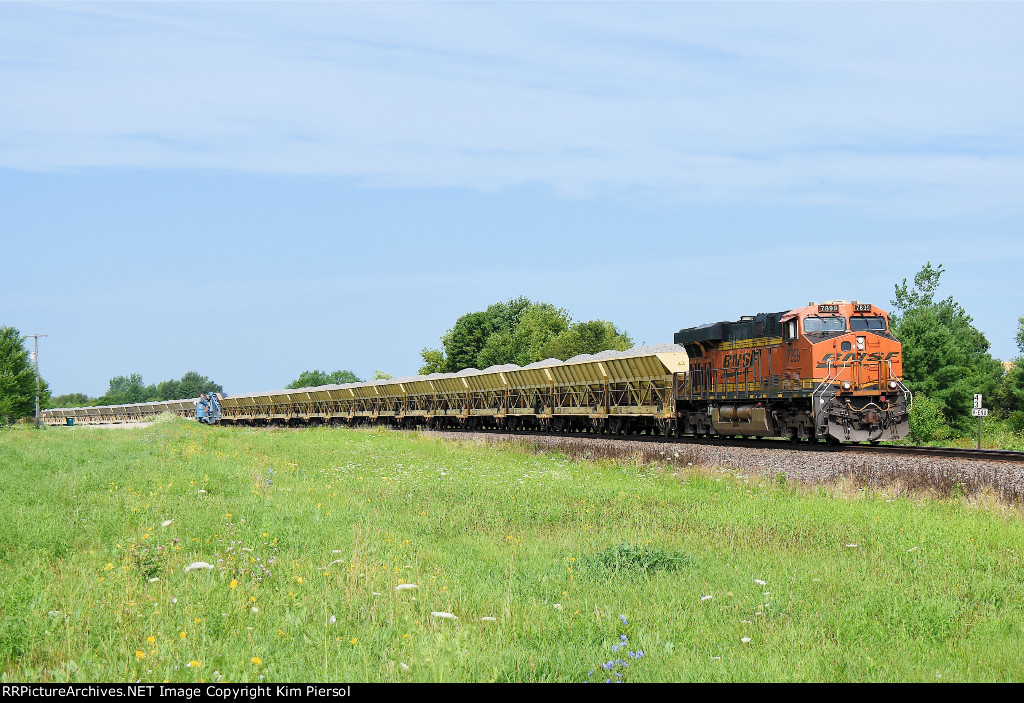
26, 334, 47, 428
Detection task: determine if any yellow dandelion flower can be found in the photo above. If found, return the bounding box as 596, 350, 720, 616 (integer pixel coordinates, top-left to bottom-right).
187, 660, 201, 669
135, 650, 146, 660
179, 632, 187, 639
103, 563, 113, 571
350, 637, 358, 645
296, 577, 303, 585
146, 636, 156, 644
229, 580, 238, 589
251, 657, 262, 666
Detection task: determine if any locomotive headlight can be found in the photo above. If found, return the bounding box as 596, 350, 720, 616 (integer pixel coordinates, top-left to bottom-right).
841, 381, 852, 391
888, 381, 898, 390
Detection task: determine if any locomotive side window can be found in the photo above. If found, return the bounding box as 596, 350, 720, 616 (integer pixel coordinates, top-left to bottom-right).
850, 316, 887, 331
783, 319, 798, 340
802, 316, 846, 333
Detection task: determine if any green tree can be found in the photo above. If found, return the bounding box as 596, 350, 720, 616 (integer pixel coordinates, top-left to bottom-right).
540, 319, 632, 360
891, 263, 1003, 426
48, 392, 92, 409
176, 371, 223, 399
477, 303, 570, 367
100, 373, 148, 405
419, 298, 634, 373
995, 316, 1024, 414
287, 369, 362, 388
0, 327, 50, 424
418, 348, 448, 375
370, 370, 393, 380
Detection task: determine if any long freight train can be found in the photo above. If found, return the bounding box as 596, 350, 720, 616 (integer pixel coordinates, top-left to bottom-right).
42, 300, 912, 443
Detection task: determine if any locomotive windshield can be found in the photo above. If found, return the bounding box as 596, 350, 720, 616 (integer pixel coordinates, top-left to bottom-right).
802, 316, 846, 333
850, 316, 887, 331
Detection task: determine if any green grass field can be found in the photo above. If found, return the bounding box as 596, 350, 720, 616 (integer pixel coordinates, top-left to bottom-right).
1, 418, 1022, 683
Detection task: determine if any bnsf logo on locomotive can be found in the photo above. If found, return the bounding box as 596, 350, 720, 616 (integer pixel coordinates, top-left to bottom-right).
722, 351, 758, 369
816, 351, 900, 368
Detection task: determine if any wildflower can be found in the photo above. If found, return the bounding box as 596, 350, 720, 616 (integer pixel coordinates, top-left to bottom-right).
328, 615, 336, 625
135, 650, 146, 660
620, 635, 628, 642
612, 644, 618, 652
481, 617, 496, 622
171, 598, 178, 604
103, 563, 114, 571
146, 636, 156, 644
431, 612, 457, 620
619, 614, 628, 625
187, 660, 201, 668
701, 595, 712, 602
553, 603, 563, 610
250, 657, 262, 666
184, 562, 214, 573
161, 520, 174, 527
395, 584, 418, 591
229, 580, 238, 589
741, 637, 751, 644
350, 638, 358, 645
754, 579, 766, 586
148, 577, 159, 583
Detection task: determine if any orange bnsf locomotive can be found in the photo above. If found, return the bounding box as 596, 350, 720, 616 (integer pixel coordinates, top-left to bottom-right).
674, 300, 910, 443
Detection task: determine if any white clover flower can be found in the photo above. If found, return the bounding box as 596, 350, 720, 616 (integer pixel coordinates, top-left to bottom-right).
553, 603, 563, 610
161, 520, 174, 528
184, 562, 214, 572
395, 584, 418, 591
701, 594, 713, 602
754, 579, 766, 585
431, 611, 457, 620
328, 615, 336, 625
741, 637, 752, 644
148, 577, 159, 583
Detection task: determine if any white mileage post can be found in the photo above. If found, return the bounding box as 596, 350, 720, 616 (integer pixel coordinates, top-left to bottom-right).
972, 394, 988, 449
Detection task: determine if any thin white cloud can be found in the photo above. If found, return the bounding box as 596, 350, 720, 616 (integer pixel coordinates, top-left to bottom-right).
1, 2, 1022, 216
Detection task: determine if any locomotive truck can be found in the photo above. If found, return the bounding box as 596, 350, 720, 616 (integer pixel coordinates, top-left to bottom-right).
41, 300, 911, 444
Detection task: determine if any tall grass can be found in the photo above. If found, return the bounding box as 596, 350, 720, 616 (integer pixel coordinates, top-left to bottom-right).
1, 420, 1022, 682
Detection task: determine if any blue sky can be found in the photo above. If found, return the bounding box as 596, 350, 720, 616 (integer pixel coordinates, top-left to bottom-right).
2, 1, 1022, 397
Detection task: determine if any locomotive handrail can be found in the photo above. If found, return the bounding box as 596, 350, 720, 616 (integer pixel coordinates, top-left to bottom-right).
811, 358, 840, 435
887, 359, 913, 411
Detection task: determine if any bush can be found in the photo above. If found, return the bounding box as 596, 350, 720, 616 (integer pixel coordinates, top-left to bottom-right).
909, 393, 950, 443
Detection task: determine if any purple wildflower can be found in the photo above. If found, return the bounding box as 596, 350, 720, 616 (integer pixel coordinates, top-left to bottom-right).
611, 644, 618, 652
619, 614, 628, 625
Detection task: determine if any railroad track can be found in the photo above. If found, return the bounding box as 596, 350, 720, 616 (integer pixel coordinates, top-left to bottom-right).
422, 427, 1024, 464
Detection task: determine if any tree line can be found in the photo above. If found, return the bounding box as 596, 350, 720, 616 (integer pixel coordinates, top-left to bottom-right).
49, 371, 224, 409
